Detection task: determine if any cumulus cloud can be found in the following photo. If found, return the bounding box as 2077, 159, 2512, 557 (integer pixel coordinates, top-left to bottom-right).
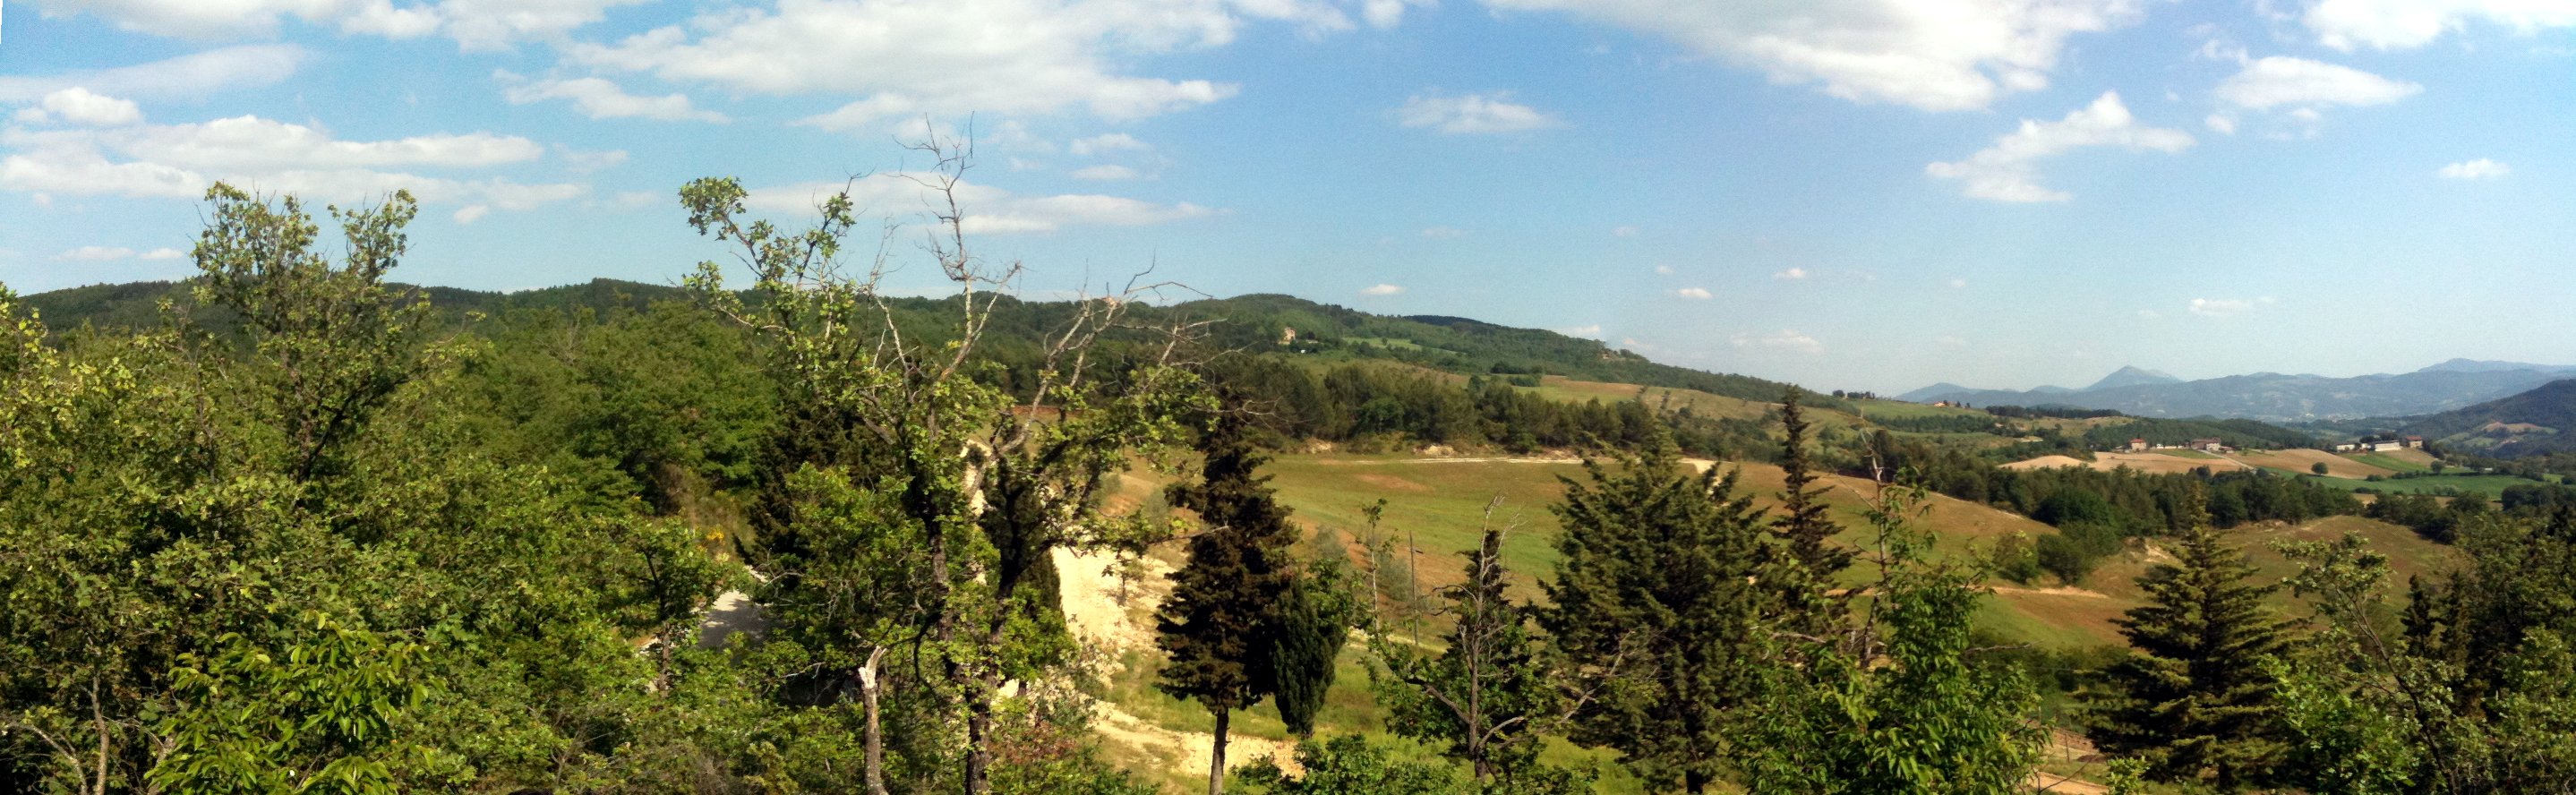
1731, 329, 1824, 355
454, 204, 492, 224
1361, 284, 1406, 295
55, 245, 137, 261
2204, 114, 2237, 134
1070, 164, 1142, 181
1673, 286, 1713, 299
2305, 0, 2576, 50
1394, 91, 1561, 133
1773, 267, 1807, 279
2214, 56, 2420, 110
23, 0, 649, 49
1420, 226, 1466, 238
497, 72, 729, 123
1949, 278, 1968, 288
0, 115, 584, 210
2439, 158, 2511, 179
1926, 91, 2192, 202
18, 89, 144, 126
0, 45, 304, 103
567, 0, 1377, 128
1480, 0, 2143, 111
139, 247, 186, 260
739, 173, 1214, 235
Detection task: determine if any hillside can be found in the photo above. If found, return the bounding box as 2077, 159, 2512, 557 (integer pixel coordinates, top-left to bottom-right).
2395, 378, 2576, 457
1911, 363, 2576, 423
24, 279, 1840, 412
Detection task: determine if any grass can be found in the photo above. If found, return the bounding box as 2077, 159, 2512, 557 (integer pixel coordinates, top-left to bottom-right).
2299, 473, 2546, 496
1848, 398, 1990, 421
2156, 449, 2221, 460
2346, 451, 2434, 474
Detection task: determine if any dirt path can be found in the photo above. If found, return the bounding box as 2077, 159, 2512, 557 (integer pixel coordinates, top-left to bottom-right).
1990, 584, 2113, 600
1053, 546, 1304, 778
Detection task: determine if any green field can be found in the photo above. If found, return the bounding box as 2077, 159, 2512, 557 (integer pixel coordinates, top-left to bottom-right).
2345, 451, 2434, 474
2300, 473, 2548, 496
2157, 449, 2221, 460
1849, 398, 1990, 421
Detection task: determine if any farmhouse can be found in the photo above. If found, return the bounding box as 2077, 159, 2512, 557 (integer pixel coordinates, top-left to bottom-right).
2188, 438, 2226, 453
2127, 438, 2148, 452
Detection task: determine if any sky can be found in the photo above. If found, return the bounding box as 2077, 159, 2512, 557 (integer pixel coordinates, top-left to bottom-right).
2, 0, 2572, 394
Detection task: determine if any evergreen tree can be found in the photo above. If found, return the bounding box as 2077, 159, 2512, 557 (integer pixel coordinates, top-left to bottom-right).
2092, 492, 2290, 790
1374, 521, 1570, 783
1543, 437, 1771, 793
1772, 387, 1855, 638
1153, 411, 1301, 795
1271, 542, 1360, 737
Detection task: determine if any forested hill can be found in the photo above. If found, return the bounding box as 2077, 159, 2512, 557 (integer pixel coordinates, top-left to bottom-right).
27, 278, 1836, 410
2397, 378, 2576, 457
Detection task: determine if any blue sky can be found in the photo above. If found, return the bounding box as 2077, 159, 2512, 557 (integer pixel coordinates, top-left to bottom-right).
3, 0, 2572, 393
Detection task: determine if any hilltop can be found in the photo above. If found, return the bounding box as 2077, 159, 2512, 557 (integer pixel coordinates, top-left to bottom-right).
2394, 378, 2576, 457
1909, 362, 2576, 423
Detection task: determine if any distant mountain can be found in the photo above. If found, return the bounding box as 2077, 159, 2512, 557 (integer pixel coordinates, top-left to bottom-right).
1904, 365, 2575, 423
2415, 358, 2576, 375
2030, 385, 2076, 395
1897, 382, 1973, 402
2395, 379, 2576, 457
2084, 365, 2180, 392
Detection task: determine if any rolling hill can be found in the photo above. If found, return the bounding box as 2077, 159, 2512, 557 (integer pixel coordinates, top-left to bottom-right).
2395, 378, 2576, 457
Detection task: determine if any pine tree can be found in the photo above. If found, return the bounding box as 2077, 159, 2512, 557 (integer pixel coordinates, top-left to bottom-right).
1375, 521, 1567, 783
1271, 543, 1359, 737
1771, 387, 1855, 638
1543, 436, 1772, 793
2092, 491, 2290, 791
1154, 411, 1302, 795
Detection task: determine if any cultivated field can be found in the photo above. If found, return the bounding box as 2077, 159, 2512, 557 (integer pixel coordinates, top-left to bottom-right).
2226, 448, 2397, 479
2006, 450, 2250, 474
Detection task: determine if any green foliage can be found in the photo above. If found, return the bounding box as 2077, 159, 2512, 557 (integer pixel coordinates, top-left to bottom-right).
149, 614, 434, 794
1230, 734, 1466, 795
1740, 483, 2048, 794
1541, 438, 1771, 791
1372, 524, 1569, 783
2090, 509, 2291, 791
1771, 388, 1855, 636
1156, 411, 1303, 755
1270, 545, 1361, 737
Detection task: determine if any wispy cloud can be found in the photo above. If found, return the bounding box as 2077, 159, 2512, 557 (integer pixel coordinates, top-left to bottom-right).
2188, 296, 2275, 316
1361, 283, 1406, 295
1673, 286, 1712, 300
2438, 158, 2510, 179
1395, 91, 1561, 134
1420, 226, 1466, 238
1927, 91, 2192, 202
1731, 329, 1824, 355
1773, 267, 1807, 279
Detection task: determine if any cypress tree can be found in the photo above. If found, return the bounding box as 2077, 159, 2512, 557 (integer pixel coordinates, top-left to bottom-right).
1154, 411, 1301, 795
1544, 437, 1772, 793
1270, 546, 1358, 737
1771, 387, 1855, 638
1375, 524, 1564, 783
2092, 491, 2290, 791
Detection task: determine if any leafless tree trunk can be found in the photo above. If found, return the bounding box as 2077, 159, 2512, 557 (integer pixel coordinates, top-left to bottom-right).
859, 646, 889, 795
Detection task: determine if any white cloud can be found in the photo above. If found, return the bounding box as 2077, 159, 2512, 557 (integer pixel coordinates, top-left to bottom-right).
2204, 114, 2237, 134
1653, 264, 1674, 275
1948, 278, 1967, 288
2438, 158, 2511, 179
1730, 329, 1824, 355
2187, 296, 2272, 316
139, 247, 186, 260
0, 115, 584, 209
1556, 323, 1602, 338
1673, 286, 1713, 299
1070, 164, 1142, 181
1068, 132, 1150, 156
0, 45, 305, 103
55, 245, 137, 261
2306, 0, 2576, 50
2137, 309, 2161, 319
1480, 0, 2144, 111
497, 72, 730, 123
1926, 91, 2193, 202
22, 0, 648, 49
453, 204, 492, 224
21, 89, 145, 127
739, 173, 1213, 235
1420, 226, 1466, 238
2214, 56, 2421, 111
1613, 225, 1639, 237
1394, 91, 1560, 134
1773, 267, 1807, 279
1361, 283, 1406, 295
567, 0, 1364, 128
1362, 0, 1427, 28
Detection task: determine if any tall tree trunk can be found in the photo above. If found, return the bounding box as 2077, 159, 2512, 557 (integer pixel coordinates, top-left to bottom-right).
1685, 770, 1708, 794
965, 692, 994, 795
859, 647, 888, 795
1208, 708, 1231, 795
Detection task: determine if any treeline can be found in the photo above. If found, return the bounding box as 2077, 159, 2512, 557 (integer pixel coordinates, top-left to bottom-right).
1205, 357, 1772, 457
1878, 434, 2361, 532
2076, 416, 2319, 450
